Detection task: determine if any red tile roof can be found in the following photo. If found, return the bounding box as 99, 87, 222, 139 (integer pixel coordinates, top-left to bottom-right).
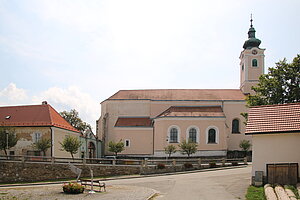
0, 104, 80, 133
115, 117, 153, 127
157, 106, 225, 118
106, 89, 246, 101
245, 103, 300, 134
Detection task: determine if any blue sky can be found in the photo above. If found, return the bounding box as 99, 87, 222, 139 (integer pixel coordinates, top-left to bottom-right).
0, 0, 299, 131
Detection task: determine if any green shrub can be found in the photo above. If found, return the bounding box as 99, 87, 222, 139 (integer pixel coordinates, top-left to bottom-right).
209, 162, 217, 168
157, 163, 166, 169
63, 182, 84, 194
183, 163, 193, 169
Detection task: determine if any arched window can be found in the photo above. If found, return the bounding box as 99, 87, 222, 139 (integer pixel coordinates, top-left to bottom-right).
208, 129, 216, 143
170, 127, 178, 143
188, 128, 197, 143
252, 59, 258, 67
232, 119, 240, 133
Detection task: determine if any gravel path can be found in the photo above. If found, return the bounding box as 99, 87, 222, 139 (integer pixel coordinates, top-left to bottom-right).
0, 184, 158, 200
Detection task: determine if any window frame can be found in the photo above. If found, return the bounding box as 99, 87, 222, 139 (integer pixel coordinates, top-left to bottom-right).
206, 126, 219, 144
168, 125, 180, 143
186, 126, 199, 143
34, 132, 41, 143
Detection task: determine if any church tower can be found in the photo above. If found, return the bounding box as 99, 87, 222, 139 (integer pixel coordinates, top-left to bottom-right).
240, 17, 265, 95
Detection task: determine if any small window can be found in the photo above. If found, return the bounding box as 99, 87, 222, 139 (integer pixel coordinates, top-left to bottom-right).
170, 128, 178, 143
34, 133, 41, 142
188, 128, 197, 143
232, 119, 240, 133
242, 64, 244, 71
9, 151, 15, 156
208, 129, 216, 144
125, 139, 130, 147
252, 59, 258, 67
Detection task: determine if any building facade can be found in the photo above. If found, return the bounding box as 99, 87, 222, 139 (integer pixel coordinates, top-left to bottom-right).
97, 20, 265, 157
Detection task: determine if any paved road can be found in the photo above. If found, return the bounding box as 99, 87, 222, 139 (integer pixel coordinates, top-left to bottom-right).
105, 166, 252, 200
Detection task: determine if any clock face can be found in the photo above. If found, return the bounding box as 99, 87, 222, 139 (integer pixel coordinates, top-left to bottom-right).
252, 49, 258, 55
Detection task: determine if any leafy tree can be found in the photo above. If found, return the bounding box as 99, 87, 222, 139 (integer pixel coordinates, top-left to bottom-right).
239, 140, 251, 157
60, 135, 82, 159
247, 54, 300, 106
33, 138, 51, 156
164, 145, 177, 158
60, 109, 92, 133
108, 140, 125, 157
178, 140, 198, 157
0, 127, 18, 156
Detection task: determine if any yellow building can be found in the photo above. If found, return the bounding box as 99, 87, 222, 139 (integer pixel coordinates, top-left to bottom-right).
97, 20, 265, 157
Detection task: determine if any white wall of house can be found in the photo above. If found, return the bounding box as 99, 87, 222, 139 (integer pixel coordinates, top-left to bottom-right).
252, 133, 300, 177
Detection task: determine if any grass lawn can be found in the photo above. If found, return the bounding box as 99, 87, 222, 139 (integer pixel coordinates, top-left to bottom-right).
245, 186, 266, 200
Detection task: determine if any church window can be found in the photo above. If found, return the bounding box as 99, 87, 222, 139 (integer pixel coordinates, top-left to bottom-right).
232, 119, 240, 133
169, 127, 179, 143
242, 64, 244, 71
125, 139, 130, 147
208, 129, 216, 143
206, 126, 219, 144
188, 128, 197, 143
252, 59, 258, 67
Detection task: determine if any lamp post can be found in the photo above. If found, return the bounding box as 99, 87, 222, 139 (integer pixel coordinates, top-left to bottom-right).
6, 130, 9, 158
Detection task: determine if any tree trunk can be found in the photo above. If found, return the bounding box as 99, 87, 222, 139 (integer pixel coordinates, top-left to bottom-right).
71, 153, 74, 160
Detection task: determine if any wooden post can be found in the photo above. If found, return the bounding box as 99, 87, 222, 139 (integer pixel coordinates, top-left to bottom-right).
144, 159, 148, 167
172, 159, 176, 167
51, 157, 55, 164
21, 156, 25, 163
222, 158, 225, 167
112, 159, 116, 166
83, 158, 86, 165
198, 158, 202, 168
244, 157, 247, 165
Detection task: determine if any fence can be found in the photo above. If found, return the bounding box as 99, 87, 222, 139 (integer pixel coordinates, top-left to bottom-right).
0, 155, 247, 167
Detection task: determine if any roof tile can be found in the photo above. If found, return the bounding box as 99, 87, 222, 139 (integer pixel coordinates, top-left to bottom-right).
245, 103, 300, 134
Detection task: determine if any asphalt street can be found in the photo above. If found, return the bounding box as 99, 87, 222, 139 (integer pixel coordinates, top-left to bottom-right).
105, 165, 252, 200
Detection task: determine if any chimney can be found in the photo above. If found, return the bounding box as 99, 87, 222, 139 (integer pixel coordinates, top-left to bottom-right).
42, 101, 48, 105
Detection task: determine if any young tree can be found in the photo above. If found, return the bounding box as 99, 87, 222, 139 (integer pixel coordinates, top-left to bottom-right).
60, 109, 92, 133
178, 140, 198, 157
239, 140, 251, 157
164, 145, 177, 158
0, 127, 18, 156
60, 135, 82, 160
247, 54, 300, 106
33, 138, 51, 156
108, 140, 125, 157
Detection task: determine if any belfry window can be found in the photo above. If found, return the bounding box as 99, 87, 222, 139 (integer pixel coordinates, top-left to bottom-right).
232, 119, 240, 133
252, 59, 258, 67
170, 128, 178, 143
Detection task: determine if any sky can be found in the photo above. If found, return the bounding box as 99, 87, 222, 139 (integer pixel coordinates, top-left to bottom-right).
0, 0, 299, 132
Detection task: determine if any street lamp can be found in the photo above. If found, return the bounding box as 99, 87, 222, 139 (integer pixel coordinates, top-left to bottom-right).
5, 130, 9, 158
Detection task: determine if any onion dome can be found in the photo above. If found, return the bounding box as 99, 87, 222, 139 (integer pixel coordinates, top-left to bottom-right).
243, 16, 261, 49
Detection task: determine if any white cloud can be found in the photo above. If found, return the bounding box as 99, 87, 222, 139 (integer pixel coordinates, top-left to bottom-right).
0, 83, 28, 101
32, 86, 100, 131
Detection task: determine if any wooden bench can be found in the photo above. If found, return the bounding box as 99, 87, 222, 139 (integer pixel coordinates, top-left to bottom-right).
79, 179, 106, 192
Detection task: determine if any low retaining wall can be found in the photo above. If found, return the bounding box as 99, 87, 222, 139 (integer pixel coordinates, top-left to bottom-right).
0, 162, 140, 183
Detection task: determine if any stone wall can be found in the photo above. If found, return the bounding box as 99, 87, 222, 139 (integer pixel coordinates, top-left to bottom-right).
0, 162, 140, 183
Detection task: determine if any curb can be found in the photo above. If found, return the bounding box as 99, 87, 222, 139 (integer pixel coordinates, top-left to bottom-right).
0, 164, 250, 188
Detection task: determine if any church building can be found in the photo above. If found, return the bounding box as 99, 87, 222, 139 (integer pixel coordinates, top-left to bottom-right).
97, 19, 265, 157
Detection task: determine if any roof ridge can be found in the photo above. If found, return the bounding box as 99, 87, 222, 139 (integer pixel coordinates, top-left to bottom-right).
250, 102, 300, 108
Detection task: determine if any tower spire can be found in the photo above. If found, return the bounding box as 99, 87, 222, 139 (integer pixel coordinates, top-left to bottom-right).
250, 14, 253, 28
